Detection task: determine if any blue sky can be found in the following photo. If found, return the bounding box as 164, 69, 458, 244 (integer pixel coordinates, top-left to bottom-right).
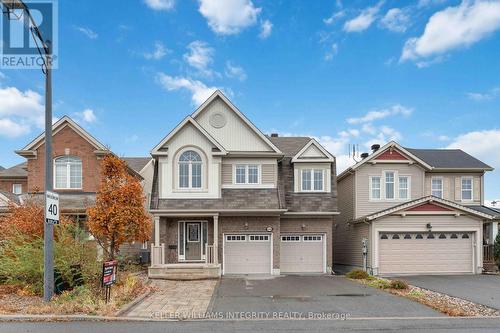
1, 0, 500, 202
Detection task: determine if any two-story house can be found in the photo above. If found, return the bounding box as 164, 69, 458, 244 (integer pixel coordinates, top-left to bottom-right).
334, 141, 497, 276
148, 90, 338, 278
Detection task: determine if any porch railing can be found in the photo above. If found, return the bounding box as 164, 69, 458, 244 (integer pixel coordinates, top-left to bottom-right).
206, 244, 215, 264
151, 243, 165, 266
484, 245, 495, 263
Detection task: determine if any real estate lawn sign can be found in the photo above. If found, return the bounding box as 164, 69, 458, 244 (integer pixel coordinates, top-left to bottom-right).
102, 260, 117, 303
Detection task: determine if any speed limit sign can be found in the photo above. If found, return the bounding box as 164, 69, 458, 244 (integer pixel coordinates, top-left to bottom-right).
45, 191, 59, 225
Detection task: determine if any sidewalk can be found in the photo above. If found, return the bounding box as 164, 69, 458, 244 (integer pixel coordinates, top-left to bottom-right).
124, 280, 218, 319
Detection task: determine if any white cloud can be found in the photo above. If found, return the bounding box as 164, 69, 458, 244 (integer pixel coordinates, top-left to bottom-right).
347, 104, 413, 124
198, 0, 261, 35
324, 43, 339, 61
343, 1, 384, 33
155, 73, 218, 105
323, 10, 345, 25
446, 129, 500, 168
144, 41, 169, 60
417, 0, 448, 7
0, 86, 44, 138
225, 61, 247, 81
74, 26, 98, 39
466, 87, 500, 101
144, 0, 175, 11
76, 109, 97, 123
259, 19, 273, 39
380, 8, 410, 33
183, 41, 217, 77
401, 1, 500, 62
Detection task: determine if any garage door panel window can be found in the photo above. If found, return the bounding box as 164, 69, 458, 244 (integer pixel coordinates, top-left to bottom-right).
226, 235, 246, 242
282, 235, 300, 242
249, 235, 270, 242
303, 235, 322, 242
462, 234, 469, 239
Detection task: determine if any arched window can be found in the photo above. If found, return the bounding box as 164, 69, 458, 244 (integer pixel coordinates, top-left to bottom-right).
178, 150, 202, 189
54, 156, 82, 189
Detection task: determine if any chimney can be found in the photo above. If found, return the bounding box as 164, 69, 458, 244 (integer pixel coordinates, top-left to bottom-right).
361, 152, 369, 159
371, 144, 380, 153
270, 133, 279, 137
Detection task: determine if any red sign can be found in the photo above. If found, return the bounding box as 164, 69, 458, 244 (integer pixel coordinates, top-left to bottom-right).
102, 260, 117, 286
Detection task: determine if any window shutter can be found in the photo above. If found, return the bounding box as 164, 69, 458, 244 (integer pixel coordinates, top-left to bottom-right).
473, 176, 480, 201
443, 177, 450, 200
425, 176, 431, 196
454, 177, 461, 201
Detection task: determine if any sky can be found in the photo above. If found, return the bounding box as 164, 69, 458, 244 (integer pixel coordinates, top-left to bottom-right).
1, 0, 500, 203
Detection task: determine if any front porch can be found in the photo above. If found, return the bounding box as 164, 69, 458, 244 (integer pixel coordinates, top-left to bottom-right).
148, 214, 221, 279
483, 221, 499, 272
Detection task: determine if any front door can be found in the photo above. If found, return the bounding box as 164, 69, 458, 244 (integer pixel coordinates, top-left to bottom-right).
186, 222, 202, 260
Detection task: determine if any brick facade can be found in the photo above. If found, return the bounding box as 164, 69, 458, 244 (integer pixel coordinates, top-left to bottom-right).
0, 179, 27, 194
27, 125, 102, 193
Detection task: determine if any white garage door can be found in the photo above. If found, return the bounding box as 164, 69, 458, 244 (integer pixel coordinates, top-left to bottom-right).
280, 234, 325, 273
223, 234, 272, 275
379, 232, 474, 275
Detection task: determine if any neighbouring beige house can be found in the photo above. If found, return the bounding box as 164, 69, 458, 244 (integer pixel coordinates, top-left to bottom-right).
334, 141, 497, 276
148, 90, 338, 278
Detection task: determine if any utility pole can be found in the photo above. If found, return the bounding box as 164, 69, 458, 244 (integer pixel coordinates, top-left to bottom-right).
1, 0, 54, 301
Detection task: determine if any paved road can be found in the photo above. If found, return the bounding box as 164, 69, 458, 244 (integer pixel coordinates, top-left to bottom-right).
1, 318, 500, 333
211, 275, 442, 318
401, 275, 500, 310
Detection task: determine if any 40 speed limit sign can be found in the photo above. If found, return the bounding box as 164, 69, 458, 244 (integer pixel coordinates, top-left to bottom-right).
45, 190, 60, 225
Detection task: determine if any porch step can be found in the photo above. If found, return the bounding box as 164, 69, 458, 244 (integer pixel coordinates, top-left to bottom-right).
148, 265, 221, 280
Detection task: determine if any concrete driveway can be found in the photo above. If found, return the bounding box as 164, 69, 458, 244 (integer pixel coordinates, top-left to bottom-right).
400, 275, 500, 310
210, 275, 443, 318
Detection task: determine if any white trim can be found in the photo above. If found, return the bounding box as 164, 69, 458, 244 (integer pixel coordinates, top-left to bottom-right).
398, 175, 410, 201
191, 90, 282, 154
431, 176, 444, 199
222, 232, 273, 276
53, 156, 83, 190
369, 175, 381, 200
177, 148, 204, 190
291, 139, 334, 163
300, 168, 325, 192
461, 176, 474, 202
12, 183, 22, 195
233, 164, 262, 185
368, 170, 411, 202
384, 170, 396, 200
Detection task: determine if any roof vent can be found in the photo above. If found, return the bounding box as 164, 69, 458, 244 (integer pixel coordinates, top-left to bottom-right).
270, 133, 279, 137
371, 144, 380, 153
361, 153, 369, 159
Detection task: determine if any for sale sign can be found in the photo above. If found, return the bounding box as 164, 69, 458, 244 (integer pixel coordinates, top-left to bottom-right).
102, 260, 117, 286
45, 190, 59, 225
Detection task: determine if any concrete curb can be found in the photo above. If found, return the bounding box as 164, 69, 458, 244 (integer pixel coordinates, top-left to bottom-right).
115, 289, 155, 317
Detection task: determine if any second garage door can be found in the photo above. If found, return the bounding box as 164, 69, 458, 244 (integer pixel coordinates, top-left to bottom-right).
378, 232, 474, 275
223, 234, 272, 275
280, 234, 325, 273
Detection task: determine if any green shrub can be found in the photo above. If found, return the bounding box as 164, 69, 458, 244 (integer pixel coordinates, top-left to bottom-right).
368, 278, 391, 289
345, 269, 370, 279
390, 279, 409, 290
494, 232, 500, 266
0, 224, 100, 295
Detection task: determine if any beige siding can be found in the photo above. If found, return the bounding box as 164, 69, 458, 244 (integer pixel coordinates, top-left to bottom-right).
222, 164, 232, 184
299, 144, 325, 158
424, 173, 482, 204
355, 163, 425, 218
262, 164, 276, 184
221, 157, 278, 187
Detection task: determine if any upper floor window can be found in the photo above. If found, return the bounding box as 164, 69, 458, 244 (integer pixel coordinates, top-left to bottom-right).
54, 156, 82, 189
179, 150, 202, 189
431, 178, 443, 198
398, 176, 409, 200
12, 184, 22, 195
461, 177, 473, 201
301, 169, 324, 192
385, 171, 395, 199
235, 164, 260, 184
370, 176, 381, 199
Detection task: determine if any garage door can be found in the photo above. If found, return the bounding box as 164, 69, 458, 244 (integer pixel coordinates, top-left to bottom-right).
223, 234, 272, 275
379, 232, 474, 275
280, 234, 325, 273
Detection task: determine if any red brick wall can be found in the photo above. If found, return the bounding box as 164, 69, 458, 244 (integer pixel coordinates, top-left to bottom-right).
27, 125, 102, 193
0, 179, 27, 194
376, 149, 408, 160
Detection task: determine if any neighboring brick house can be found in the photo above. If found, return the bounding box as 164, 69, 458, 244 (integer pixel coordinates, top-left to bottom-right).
0, 162, 28, 195
334, 141, 497, 276
148, 90, 338, 278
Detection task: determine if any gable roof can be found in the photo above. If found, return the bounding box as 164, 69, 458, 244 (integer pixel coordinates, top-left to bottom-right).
469, 205, 500, 219
355, 196, 494, 223
191, 90, 282, 154
151, 116, 227, 155
0, 162, 28, 178
122, 157, 151, 174
267, 136, 311, 157
291, 139, 335, 163
405, 148, 493, 170
16, 116, 108, 156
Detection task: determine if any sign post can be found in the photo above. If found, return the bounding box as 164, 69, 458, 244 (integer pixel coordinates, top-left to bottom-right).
102, 260, 117, 303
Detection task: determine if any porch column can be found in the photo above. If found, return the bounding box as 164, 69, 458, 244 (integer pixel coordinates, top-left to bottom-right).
493, 221, 499, 244
154, 215, 160, 246
213, 215, 219, 264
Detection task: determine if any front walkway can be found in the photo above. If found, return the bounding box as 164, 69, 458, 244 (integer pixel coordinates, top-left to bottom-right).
125, 280, 218, 319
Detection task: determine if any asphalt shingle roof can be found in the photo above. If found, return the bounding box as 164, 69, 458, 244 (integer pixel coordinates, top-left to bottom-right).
267, 136, 311, 157
122, 157, 151, 173
0, 162, 28, 178
469, 205, 500, 219
405, 148, 493, 170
